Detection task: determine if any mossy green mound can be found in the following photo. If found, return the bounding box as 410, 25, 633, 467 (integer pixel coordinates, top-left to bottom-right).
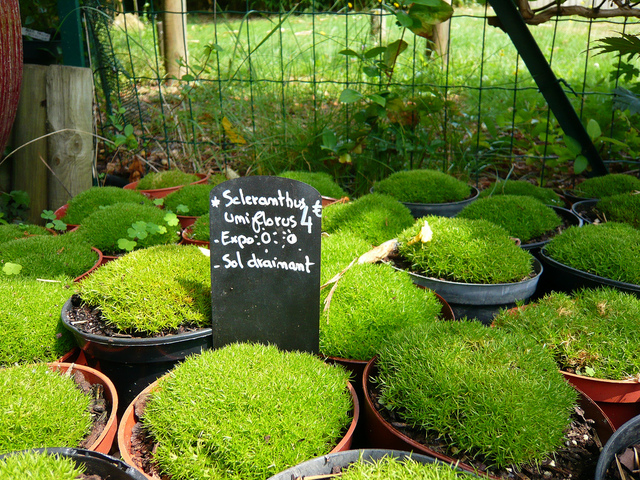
78, 244, 211, 334
0, 277, 76, 366
142, 343, 352, 480
0, 451, 85, 480
339, 456, 467, 480
320, 231, 372, 285
136, 170, 200, 190
398, 216, 533, 284
164, 183, 216, 217
494, 287, 640, 381
77, 203, 180, 254
188, 213, 210, 242
479, 179, 562, 205
62, 186, 153, 225
597, 192, 640, 229
278, 171, 348, 199
0, 224, 52, 246
374, 170, 471, 203
320, 262, 442, 360
0, 232, 97, 279
457, 195, 562, 243
0, 363, 92, 454
322, 193, 414, 246
376, 321, 577, 469
573, 173, 640, 199
544, 222, 640, 285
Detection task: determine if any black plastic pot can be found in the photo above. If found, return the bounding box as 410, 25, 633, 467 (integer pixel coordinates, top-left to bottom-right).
61, 296, 213, 416
537, 247, 640, 298
402, 186, 480, 218
0, 447, 147, 480
521, 205, 584, 255
397, 258, 542, 325
595, 414, 640, 480
267, 449, 473, 479
570, 199, 598, 225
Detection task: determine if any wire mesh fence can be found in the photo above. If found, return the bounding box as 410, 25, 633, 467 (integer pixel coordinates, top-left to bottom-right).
83, 0, 640, 196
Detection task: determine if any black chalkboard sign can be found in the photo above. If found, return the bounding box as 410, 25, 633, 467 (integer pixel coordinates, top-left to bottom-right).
209, 176, 322, 353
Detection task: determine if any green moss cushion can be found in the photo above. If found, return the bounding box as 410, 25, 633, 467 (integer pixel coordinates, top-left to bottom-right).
544, 222, 640, 284
77, 203, 180, 254
597, 192, 640, 229
479, 179, 562, 206
322, 193, 414, 246
573, 173, 640, 199
278, 171, 348, 199
398, 216, 533, 284
493, 287, 640, 381
0, 277, 76, 366
457, 195, 562, 243
189, 213, 210, 242
320, 262, 443, 360
62, 186, 153, 225
136, 170, 200, 190
0, 451, 85, 479
163, 183, 216, 217
374, 170, 471, 203
321, 231, 372, 285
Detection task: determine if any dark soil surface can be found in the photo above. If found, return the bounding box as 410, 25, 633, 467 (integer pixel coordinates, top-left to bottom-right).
71, 369, 109, 450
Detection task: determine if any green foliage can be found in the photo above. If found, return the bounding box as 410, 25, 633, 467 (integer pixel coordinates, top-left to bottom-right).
77, 203, 180, 254
61, 186, 153, 225
136, 170, 200, 190
0, 191, 30, 225
320, 262, 442, 360
189, 213, 210, 242
544, 223, 640, 284
596, 192, 640, 228
340, 456, 466, 480
0, 276, 77, 366
398, 216, 533, 284
0, 451, 85, 480
479, 179, 562, 206
40, 210, 67, 232
494, 288, 640, 381
457, 195, 562, 243
0, 232, 97, 279
573, 173, 640, 199
0, 363, 92, 454
142, 343, 352, 480
376, 321, 577, 470
374, 170, 471, 204
277, 171, 348, 199
320, 231, 372, 285
163, 183, 216, 217
78, 244, 211, 334
0, 224, 51, 245
322, 193, 414, 246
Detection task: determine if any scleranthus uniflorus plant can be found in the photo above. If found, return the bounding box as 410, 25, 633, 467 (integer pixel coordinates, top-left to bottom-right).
320, 231, 372, 285
136, 170, 200, 190
61, 186, 153, 225
479, 179, 562, 205
374, 169, 471, 203
573, 173, 640, 199
141, 343, 353, 480
0, 451, 85, 480
278, 171, 348, 199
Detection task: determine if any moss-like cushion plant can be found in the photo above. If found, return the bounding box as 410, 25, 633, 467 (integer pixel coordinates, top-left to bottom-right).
338, 455, 469, 480
322, 193, 414, 246
187, 212, 210, 242
397, 216, 533, 284
320, 262, 442, 360
61, 186, 154, 225
278, 171, 348, 199
479, 179, 562, 206
0, 224, 52, 245
573, 173, 640, 199
78, 244, 211, 335
457, 195, 562, 243
375, 321, 577, 471
0, 450, 86, 479
77, 202, 180, 255
320, 230, 372, 285
0, 276, 77, 366
0, 363, 92, 454
493, 287, 640, 381
596, 192, 640, 229
374, 169, 471, 204
163, 183, 215, 217
141, 343, 352, 480
0, 232, 97, 279
136, 170, 200, 190
544, 222, 640, 285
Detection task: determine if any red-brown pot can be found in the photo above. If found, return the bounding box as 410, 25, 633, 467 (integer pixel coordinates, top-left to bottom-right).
180, 227, 209, 248
123, 173, 209, 199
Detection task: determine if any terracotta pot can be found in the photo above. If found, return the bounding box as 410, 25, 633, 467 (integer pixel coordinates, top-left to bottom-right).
47, 362, 119, 455
177, 214, 197, 229
0, 0, 22, 155
117, 378, 360, 480
361, 357, 615, 478
123, 173, 209, 199
180, 227, 209, 248
73, 247, 104, 283
53, 204, 80, 233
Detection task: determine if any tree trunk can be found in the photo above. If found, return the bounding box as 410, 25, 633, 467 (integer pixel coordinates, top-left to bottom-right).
163, 0, 188, 81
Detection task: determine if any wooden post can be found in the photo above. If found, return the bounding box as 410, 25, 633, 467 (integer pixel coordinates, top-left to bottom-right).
431, 0, 452, 65
11, 65, 49, 225
163, 0, 188, 80
45, 65, 94, 210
